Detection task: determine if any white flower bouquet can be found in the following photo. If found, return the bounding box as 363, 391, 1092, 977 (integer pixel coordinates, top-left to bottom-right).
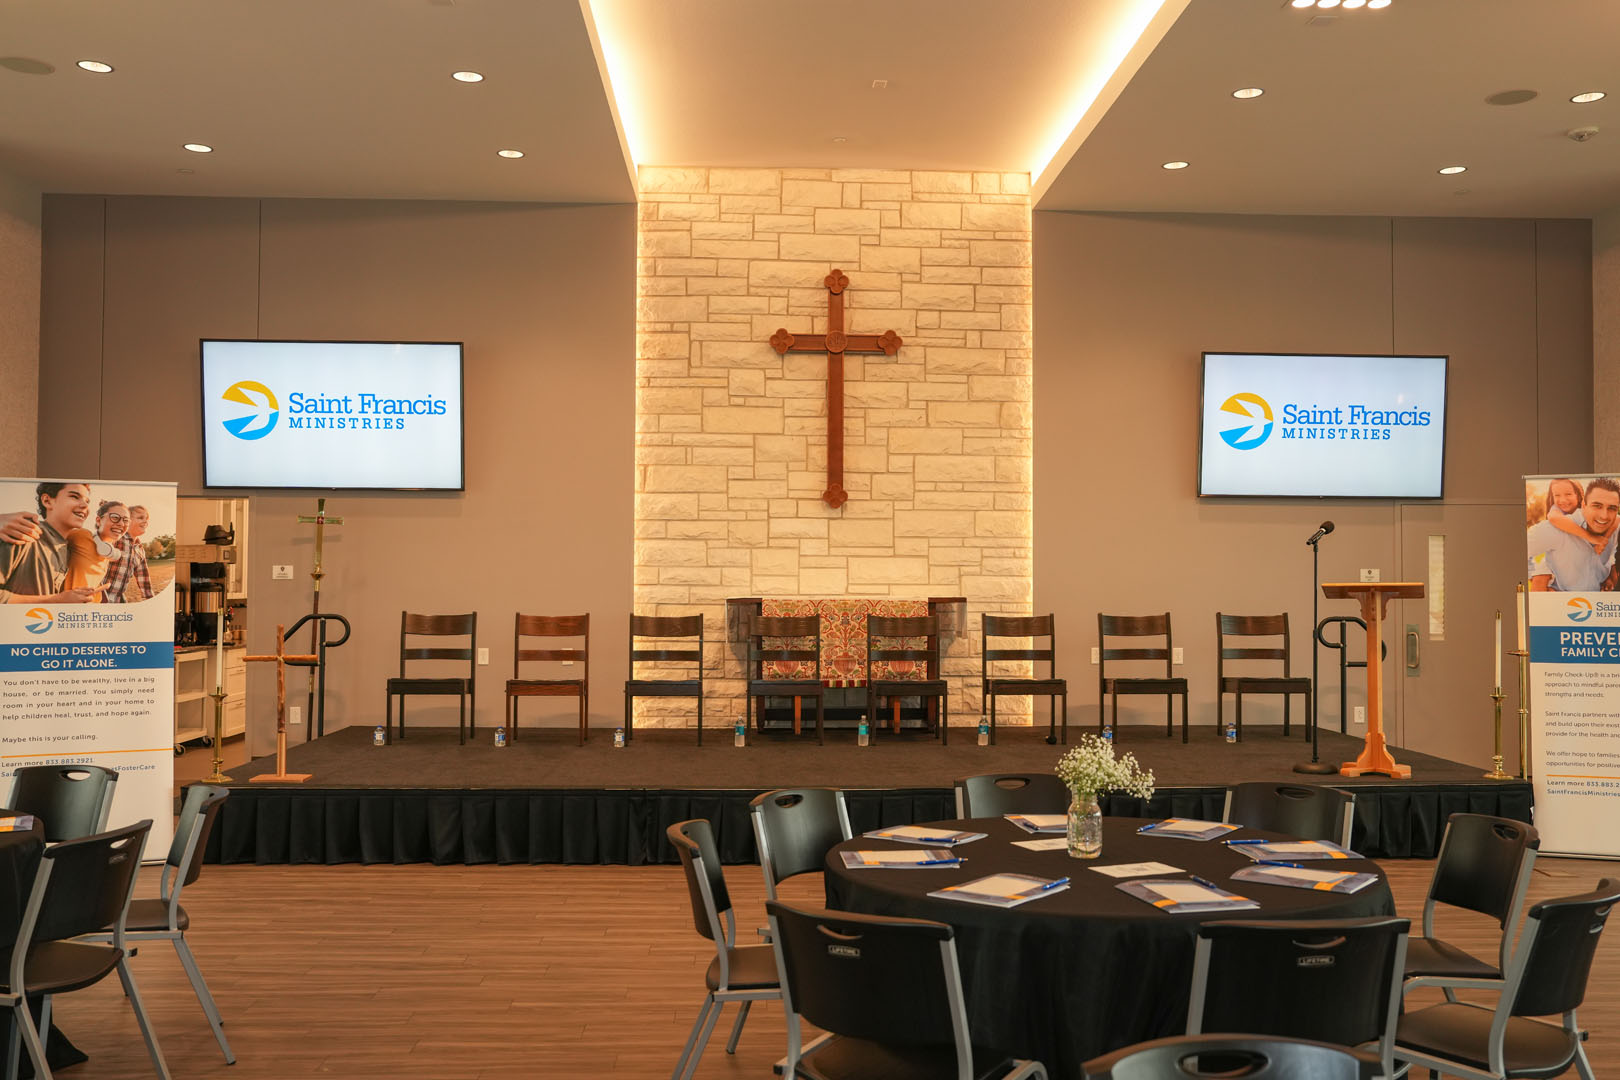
1054, 734, 1156, 801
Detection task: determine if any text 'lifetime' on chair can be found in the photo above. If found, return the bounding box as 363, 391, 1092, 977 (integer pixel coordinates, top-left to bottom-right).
626, 614, 704, 745
1188, 917, 1409, 1080
1394, 877, 1618, 1080
981, 613, 1068, 746
506, 613, 589, 745
385, 612, 477, 746
7, 765, 118, 843
767, 900, 1047, 1080
746, 615, 826, 744
84, 785, 233, 1064
1216, 613, 1312, 741
2, 821, 170, 1080
1098, 613, 1188, 743
1083, 1034, 1381, 1080
667, 819, 779, 1080
866, 613, 949, 743
1222, 782, 1356, 849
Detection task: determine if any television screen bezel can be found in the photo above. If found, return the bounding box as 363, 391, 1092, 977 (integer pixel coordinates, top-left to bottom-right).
1196, 350, 1449, 500
199, 338, 467, 492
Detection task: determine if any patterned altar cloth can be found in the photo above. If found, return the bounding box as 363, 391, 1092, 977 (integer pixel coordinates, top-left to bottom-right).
760, 598, 930, 687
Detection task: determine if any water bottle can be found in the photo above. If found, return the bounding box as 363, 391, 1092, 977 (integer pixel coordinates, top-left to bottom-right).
734, 720, 746, 748
977, 718, 990, 746
373, 725, 385, 747
857, 715, 869, 747
1103, 724, 1114, 746
613, 727, 625, 748
494, 725, 507, 748
1225, 718, 1237, 744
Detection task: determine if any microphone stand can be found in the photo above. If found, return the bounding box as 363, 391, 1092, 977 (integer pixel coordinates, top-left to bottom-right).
1295, 533, 1337, 775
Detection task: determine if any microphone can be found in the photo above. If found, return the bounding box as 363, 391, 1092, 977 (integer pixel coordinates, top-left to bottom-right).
1306, 520, 1335, 545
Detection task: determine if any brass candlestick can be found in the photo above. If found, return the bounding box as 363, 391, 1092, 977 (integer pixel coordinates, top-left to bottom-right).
1513, 648, 1531, 780
1483, 686, 1510, 779
204, 687, 232, 783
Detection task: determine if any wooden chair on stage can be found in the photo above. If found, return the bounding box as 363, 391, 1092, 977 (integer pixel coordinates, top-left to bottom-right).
981, 613, 1068, 745
506, 614, 590, 745
745, 614, 825, 744
1216, 613, 1312, 741
385, 612, 477, 746
624, 614, 704, 744
1098, 613, 1188, 743
866, 614, 949, 743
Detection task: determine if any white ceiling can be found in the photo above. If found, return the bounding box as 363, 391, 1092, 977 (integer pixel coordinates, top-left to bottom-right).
0, 0, 1615, 220
1038, 0, 1620, 217
0, 0, 634, 202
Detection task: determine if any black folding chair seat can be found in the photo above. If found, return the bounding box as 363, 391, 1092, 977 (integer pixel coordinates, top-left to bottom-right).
1395, 1007, 1578, 1078
706, 945, 778, 991
0, 941, 122, 996
1403, 937, 1499, 980
794, 1037, 1016, 1080
123, 900, 189, 933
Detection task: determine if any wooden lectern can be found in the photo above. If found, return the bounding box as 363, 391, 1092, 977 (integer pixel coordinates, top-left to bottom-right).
1321, 582, 1424, 780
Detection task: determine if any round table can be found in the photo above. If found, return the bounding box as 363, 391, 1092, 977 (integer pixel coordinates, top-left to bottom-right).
825, 816, 1395, 1079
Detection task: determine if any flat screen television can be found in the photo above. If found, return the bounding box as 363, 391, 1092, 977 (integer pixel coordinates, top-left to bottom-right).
1198, 352, 1447, 498
201, 339, 465, 490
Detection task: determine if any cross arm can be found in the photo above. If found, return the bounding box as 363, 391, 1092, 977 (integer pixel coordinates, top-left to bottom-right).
769, 329, 903, 356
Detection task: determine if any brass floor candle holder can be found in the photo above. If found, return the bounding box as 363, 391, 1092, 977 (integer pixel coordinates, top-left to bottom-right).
1483, 686, 1511, 780
1514, 648, 1530, 780
204, 688, 232, 783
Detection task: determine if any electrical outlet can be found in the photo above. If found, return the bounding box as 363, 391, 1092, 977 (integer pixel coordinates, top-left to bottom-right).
1090, 647, 1099, 664
288, 705, 302, 726
1353, 705, 1366, 726
272, 564, 294, 580
1359, 568, 1380, 583
1172, 647, 1184, 665
561, 660, 575, 666
477, 647, 490, 665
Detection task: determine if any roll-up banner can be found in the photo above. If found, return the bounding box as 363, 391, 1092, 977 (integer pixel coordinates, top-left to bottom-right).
1525, 474, 1620, 858
0, 478, 177, 853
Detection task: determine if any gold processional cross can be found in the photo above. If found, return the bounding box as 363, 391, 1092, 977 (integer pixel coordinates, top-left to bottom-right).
769, 269, 902, 508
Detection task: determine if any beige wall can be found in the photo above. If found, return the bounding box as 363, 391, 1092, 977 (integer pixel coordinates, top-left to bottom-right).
1035, 212, 1592, 768
1597, 208, 1620, 470
0, 168, 40, 477
633, 167, 1033, 725
39, 196, 636, 753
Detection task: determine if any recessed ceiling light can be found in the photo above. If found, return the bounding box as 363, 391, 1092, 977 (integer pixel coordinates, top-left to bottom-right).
76, 60, 113, 73
1232, 87, 1264, 100
183, 143, 213, 154
1290, 0, 1314, 7
451, 70, 483, 83
1316, 0, 1341, 7
1437, 165, 1467, 175
177, 168, 194, 175
831, 136, 848, 143
1367, 0, 1390, 7
1572, 91, 1607, 104
1342, 0, 1366, 7
1162, 160, 1190, 170
496, 149, 524, 159
871, 79, 888, 90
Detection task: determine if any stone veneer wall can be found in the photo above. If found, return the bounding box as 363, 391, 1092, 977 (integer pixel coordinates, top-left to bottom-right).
634, 166, 1033, 728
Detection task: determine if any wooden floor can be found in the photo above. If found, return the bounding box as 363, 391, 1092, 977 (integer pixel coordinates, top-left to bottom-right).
59, 855, 1620, 1078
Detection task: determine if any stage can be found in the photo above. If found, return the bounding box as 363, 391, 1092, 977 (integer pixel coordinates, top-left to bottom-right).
203, 724, 1531, 866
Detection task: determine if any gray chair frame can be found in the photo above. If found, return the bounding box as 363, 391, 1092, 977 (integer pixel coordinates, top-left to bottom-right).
955, 773, 1071, 818
1403, 814, 1539, 1005
3, 821, 169, 1080
82, 784, 233, 1063
667, 820, 779, 1080
1221, 782, 1356, 849
1393, 879, 1618, 1080
766, 901, 1047, 1080
748, 788, 852, 902
1187, 917, 1408, 1080
6, 765, 118, 842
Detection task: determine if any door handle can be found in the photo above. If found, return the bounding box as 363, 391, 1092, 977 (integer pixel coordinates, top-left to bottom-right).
1405, 628, 1420, 671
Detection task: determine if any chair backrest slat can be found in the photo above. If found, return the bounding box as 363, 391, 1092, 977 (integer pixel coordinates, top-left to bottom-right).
399, 611, 477, 678
513, 613, 589, 679
1217, 612, 1293, 679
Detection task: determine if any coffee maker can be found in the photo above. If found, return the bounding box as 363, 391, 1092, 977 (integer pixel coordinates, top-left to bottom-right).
179, 561, 227, 646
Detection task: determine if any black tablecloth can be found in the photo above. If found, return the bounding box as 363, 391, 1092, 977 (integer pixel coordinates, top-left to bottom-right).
826, 816, 1395, 1079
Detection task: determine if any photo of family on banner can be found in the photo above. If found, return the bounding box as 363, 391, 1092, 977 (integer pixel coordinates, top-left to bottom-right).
1523, 473, 1620, 859
0, 476, 178, 852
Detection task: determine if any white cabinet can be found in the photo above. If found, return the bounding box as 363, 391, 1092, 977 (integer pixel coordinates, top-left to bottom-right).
174, 650, 209, 746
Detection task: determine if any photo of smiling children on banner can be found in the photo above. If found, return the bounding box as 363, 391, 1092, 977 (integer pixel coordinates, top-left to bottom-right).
1526, 475, 1620, 592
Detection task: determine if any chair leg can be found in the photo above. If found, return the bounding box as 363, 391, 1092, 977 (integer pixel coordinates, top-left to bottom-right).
1165, 696, 1172, 738
940, 693, 948, 746
697, 691, 704, 747
1180, 690, 1188, 744
385, 693, 393, 745
469, 687, 477, 740
1283, 692, 1291, 736
458, 694, 467, 746
989, 692, 997, 746
724, 999, 752, 1054
400, 698, 407, 741
174, 936, 235, 1064
37, 997, 48, 1044
1046, 694, 1055, 745
816, 695, 825, 746
1111, 691, 1118, 737
1060, 692, 1068, 744
117, 958, 173, 1080
677, 993, 723, 1080
1236, 691, 1244, 743
671, 995, 713, 1080
10, 1001, 46, 1080
579, 692, 587, 746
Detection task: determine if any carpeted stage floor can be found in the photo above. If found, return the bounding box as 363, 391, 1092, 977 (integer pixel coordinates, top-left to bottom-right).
227, 722, 1491, 789
202, 722, 1530, 866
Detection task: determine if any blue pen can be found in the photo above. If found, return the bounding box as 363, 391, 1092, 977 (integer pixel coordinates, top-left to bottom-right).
1256, 860, 1308, 869
1035, 877, 1070, 891
917, 858, 962, 866
1225, 839, 1268, 846
1189, 875, 1223, 891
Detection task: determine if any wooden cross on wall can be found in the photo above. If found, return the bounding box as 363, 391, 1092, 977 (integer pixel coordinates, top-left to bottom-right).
769, 269, 902, 508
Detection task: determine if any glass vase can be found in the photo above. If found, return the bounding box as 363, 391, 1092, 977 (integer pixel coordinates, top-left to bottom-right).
1067, 791, 1103, 859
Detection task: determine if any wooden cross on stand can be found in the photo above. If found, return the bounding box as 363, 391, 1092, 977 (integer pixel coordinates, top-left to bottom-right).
769, 269, 902, 508
246, 623, 319, 783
